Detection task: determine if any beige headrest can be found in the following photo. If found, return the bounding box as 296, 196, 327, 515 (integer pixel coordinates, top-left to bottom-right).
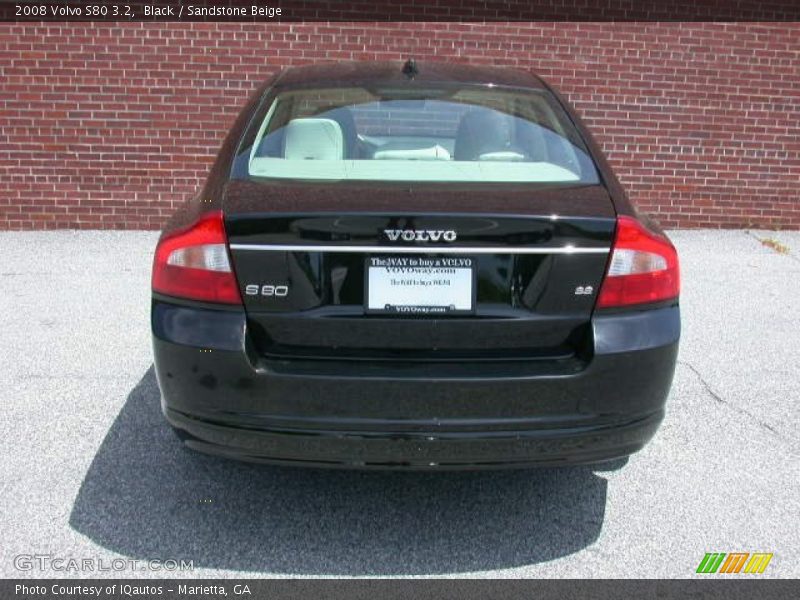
283, 118, 344, 160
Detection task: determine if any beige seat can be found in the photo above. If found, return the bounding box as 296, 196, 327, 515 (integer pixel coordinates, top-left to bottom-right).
283, 118, 344, 160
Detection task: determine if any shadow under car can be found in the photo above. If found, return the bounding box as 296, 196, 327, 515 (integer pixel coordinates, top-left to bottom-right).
69, 367, 622, 575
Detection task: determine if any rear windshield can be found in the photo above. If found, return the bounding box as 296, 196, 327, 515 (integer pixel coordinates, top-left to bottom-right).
240, 85, 599, 184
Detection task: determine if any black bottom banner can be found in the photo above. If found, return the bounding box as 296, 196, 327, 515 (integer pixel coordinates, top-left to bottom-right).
4, 579, 799, 600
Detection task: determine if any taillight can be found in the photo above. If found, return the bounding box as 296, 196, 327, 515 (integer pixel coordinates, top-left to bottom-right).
152, 210, 242, 304
596, 215, 680, 309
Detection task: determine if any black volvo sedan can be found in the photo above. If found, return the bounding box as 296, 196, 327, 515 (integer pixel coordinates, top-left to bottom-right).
151, 60, 680, 469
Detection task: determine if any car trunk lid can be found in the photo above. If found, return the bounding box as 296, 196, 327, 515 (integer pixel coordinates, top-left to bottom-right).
223, 180, 615, 362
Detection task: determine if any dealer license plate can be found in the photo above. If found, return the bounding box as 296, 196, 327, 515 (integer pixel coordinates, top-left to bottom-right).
365, 256, 475, 315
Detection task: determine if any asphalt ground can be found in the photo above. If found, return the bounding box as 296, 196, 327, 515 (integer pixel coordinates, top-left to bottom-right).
0, 229, 798, 578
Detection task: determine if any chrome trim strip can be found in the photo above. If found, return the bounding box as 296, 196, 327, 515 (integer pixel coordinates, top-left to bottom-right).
229, 244, 609, 255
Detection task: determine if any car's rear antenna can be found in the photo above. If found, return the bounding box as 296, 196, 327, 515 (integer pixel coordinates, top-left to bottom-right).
402, 58, 418, 79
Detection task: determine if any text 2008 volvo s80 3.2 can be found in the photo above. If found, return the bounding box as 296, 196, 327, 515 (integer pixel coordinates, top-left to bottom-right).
151, 60, 680, 469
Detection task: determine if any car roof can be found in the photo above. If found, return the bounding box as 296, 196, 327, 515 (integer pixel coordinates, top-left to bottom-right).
270, 60, 547, 91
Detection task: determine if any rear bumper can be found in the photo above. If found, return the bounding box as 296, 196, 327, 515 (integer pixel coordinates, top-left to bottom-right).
152, 300, 679, 469
165, 407, 663, 469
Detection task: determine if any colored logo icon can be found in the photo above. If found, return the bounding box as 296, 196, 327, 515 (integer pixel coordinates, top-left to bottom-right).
696, 553, 773, 574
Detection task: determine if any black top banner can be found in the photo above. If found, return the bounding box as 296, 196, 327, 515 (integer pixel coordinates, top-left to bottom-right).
2, 0, 800, 21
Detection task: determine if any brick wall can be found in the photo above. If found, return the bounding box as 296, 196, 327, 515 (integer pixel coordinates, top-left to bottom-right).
1, 21, 798, 230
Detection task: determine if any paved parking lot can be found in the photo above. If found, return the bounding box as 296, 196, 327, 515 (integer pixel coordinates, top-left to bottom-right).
0, 229, 797, 578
